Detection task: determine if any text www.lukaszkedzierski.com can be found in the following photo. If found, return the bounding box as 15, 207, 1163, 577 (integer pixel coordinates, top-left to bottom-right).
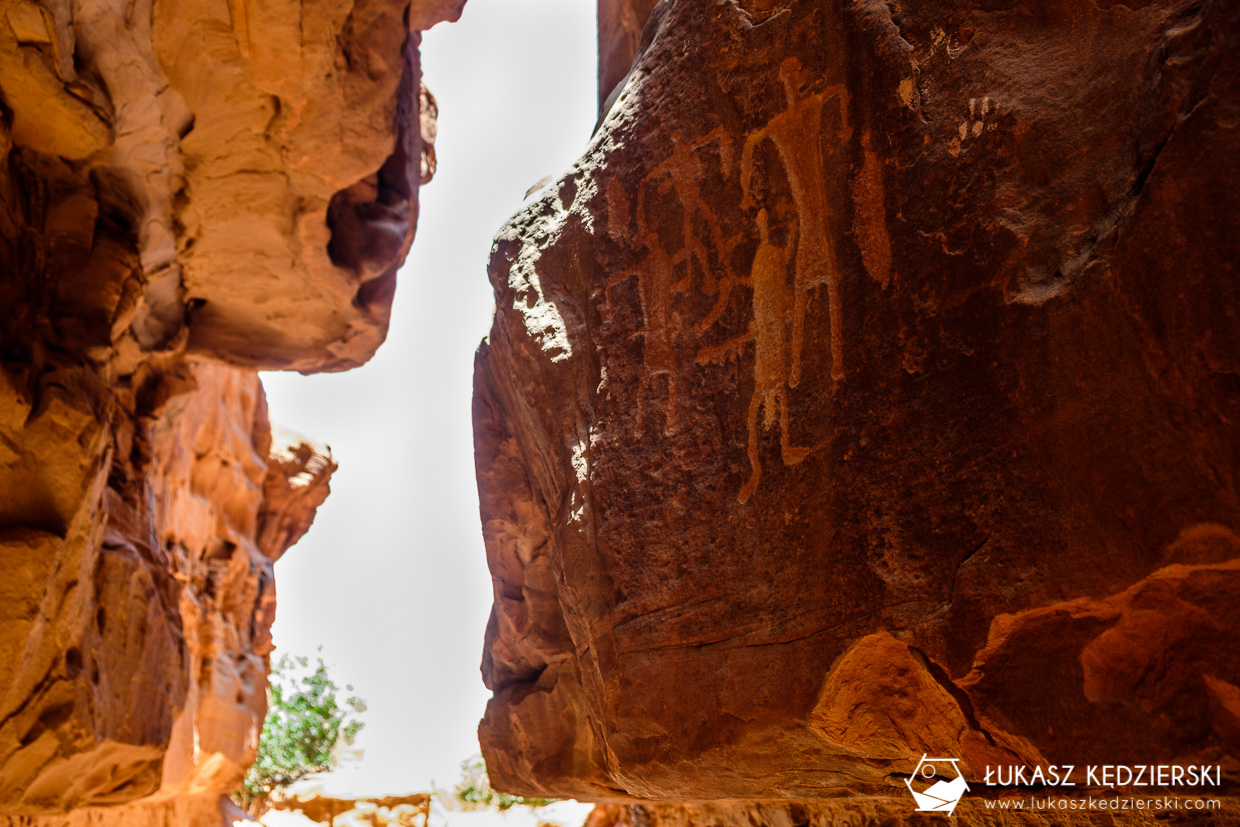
983, 797, 1223, 812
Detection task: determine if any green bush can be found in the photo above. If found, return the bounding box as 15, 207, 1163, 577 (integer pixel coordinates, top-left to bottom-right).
235, 654, 366, 812
454, 755, 556, 811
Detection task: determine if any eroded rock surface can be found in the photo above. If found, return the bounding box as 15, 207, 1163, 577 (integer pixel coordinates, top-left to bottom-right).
586, 799, 1240, 827
267, 782, 431, 827
0, 363, 332, 816
476, 0, 1240, 809
0, 0, 455, 818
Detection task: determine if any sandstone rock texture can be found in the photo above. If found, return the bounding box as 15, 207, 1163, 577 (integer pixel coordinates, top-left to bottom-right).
475, 0, 1240, 811
0, 362, 332, 819
586, 799, 1239, 827
267, 784, 431, 827
0, 0, 455, 819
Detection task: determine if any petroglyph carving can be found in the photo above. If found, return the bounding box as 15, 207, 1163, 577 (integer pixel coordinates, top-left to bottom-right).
611, 60, 853, 500
697, 59, 850, 501
742, 208, 812, 501
608, 128, 737, 431
855, 129, 892, 288
740, 59, 849, 388
948, 96, 995, 157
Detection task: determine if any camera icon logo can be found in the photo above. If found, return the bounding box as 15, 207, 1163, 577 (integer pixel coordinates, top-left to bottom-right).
904, 754, 969, 816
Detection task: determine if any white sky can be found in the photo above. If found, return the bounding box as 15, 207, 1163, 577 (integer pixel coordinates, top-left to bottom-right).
261, 0, 597, 794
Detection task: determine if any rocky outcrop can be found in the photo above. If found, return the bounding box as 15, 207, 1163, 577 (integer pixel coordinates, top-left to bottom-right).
0, 363, 332, 817
475, 0, 1240, 811
0, 0, 455, 819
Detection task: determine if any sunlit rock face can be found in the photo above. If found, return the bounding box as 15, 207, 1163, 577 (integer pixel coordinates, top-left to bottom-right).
0, 0, 455, 818
0, 362, 331, 816
266, 778, 432, 827
474, 0, 1240, 809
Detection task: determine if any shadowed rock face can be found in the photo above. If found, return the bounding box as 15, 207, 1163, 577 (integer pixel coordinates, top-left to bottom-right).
0, 0, 455, 818
474, 0, 1240, 809
597, 0, 661, 110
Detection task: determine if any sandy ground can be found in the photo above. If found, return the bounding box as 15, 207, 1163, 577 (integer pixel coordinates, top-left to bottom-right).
250, 764, 594, 827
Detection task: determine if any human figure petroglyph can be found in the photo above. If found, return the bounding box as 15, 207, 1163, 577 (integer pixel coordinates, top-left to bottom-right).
608, 128, 740, 432
611, 61, 850, 497
694, 58, 850, 502
637, 129, 742, 339
740, 59, 849, 387
743, 208, 812, 501
696, 209, 811, 502
643, 128, 743, 338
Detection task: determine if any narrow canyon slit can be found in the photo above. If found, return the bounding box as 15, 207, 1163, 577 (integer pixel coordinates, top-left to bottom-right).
0, 0, 1237, 825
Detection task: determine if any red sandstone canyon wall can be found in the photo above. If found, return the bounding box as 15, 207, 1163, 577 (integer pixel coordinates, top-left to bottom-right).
475, 0, 1240, 817
0, 0, 458, 820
